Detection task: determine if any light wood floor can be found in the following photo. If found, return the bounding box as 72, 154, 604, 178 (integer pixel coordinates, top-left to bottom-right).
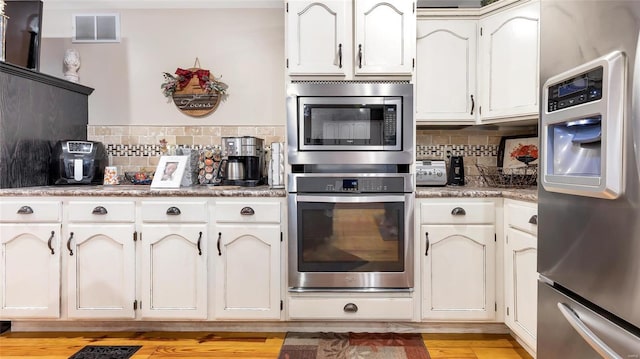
0, 331, 533, 358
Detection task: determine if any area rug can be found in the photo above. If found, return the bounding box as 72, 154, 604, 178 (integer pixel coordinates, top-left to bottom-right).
278, 332, 430, 359
68, 345, 141, 359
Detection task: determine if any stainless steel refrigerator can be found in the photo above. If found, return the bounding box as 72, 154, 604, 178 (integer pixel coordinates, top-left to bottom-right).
538, 0, 640, 357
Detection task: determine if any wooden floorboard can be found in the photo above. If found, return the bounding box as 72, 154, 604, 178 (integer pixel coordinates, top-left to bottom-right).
0, 331, 533, 358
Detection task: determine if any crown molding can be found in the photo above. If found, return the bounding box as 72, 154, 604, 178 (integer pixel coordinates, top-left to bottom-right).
42, 0, 283, 10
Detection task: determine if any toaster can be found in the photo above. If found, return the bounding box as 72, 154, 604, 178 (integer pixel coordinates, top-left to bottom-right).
51, 140, 108, 185
416, 160, 447, 186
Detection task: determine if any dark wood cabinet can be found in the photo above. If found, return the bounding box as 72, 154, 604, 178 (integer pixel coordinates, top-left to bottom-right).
0, 62, 94, 188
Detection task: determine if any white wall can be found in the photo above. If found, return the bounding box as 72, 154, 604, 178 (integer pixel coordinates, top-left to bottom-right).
39, 4, 285, 127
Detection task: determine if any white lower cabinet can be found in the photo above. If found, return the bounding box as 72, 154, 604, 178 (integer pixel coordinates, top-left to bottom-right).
419, 199, 497, 321
65, 200, 137, 319
504, 199, 538, 351
139, 200, 209, 320
0, 224, 61, 318
214, 200, 282, 320
288, 294, 414, 321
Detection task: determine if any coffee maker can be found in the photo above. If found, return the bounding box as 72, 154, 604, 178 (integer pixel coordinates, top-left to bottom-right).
218, 136, 265, 186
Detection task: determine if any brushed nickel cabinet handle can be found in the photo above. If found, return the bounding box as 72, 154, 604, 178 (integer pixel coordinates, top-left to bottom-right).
529, 215, 538, 225
166, 206, 181, 215
343, 303, 358, 313
92, 206, 108, 215
217, 232, 222, 256
67, 232, 74, 256
240, 207, 255, 216
196, 231, 202, 256
451, 207, 466, 216
48, 231, 55, 255
17, 206, 33, 214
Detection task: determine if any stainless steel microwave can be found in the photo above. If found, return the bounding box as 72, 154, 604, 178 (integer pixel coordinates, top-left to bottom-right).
286, 82, 414, 166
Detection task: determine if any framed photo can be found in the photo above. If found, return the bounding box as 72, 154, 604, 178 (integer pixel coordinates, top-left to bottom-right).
498, 135, 539, 169
150, 155, 189, 189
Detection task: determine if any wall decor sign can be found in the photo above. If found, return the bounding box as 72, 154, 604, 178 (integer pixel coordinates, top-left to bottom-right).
161, 58, 228, 117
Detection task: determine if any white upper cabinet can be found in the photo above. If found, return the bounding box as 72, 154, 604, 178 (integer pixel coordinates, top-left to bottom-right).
354, 0, 415, 75
416, 19, 477, 123
287, 1, 349, 76
286, 0, 415, 77
478, 0, 540, 122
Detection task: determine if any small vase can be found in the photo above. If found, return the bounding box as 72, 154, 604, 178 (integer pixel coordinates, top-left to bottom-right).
63, 48, 80, 82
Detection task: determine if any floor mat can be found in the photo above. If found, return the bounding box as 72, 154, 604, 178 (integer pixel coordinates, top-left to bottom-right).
68, 345, 141, 359
278, 332, 430, 359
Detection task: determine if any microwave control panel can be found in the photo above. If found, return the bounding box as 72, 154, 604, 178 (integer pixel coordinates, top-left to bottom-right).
547, 66, 603, 112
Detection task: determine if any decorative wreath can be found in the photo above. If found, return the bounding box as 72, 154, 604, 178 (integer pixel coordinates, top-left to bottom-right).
161, 68, 227, 98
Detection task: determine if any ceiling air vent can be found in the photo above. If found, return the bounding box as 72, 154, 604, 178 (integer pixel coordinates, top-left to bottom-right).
72, 14, 120, 43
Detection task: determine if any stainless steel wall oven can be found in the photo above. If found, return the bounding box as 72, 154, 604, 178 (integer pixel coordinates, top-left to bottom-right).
287, 83, 414, 291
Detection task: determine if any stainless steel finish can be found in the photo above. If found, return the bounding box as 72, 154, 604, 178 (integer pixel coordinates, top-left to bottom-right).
288, 287, 413, 293
416, 160, 447, 186
288, 192, 414, 289
286, 82, 414, 165
557, 303, 624, 359
289, 172, 413, 194
225, 159, 245, 180
539, 1, 640, 355
222, 136, 264, 157
538, 282, 640, 359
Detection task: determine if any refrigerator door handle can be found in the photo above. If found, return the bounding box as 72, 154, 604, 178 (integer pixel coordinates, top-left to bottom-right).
557, 303, 624, 359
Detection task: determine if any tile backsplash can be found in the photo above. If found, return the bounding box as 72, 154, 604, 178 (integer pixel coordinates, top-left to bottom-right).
90, 125, 537, 186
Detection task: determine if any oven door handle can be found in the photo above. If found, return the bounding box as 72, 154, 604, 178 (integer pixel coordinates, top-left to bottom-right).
295, 195, 407, 203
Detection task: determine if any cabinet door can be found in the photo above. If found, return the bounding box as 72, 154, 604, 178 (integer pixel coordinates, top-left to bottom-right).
421, 225, 496, 320
0, 224, 60, 318
505, 227, 537, 350
66, 224, 136, 319
416, 19, 477, 123
139, 224, 207, 320
215, 224, 281, 320
287, 0, 350, 76
354, 0, 415, 75
478, 0, 539, 121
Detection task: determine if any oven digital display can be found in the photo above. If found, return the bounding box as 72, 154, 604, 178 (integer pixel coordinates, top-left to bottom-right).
343, 179, 358, 190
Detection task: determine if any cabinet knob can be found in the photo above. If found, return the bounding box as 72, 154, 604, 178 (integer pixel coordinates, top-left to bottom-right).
92, 206, 108, 215
528, 215, 538, 225
240, 207, 255, 216
17, 206, 33, 214
343, 303, 358, 313
166, 206, 181, 215
451, 207, 466, 216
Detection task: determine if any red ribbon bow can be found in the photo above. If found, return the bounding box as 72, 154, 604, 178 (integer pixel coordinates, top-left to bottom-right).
175, 68, 211, 90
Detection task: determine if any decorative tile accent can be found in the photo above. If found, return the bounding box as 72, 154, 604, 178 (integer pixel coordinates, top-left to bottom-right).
416, 144, 498, 159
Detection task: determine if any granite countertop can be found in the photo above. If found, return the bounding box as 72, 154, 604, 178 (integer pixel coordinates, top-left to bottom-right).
416, 185, 537, 202
0, 185, 287, 197
0, 184, 538, 201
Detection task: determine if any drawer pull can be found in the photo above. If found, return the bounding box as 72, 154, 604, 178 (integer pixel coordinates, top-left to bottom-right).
48, 231, 55, 255
17, 206, 34, 214
529, 215, 538, 225
343, 303, 358, 313
425, 232, 430, 256
166, 206, 181, 215
92, 206, 108, 215
451, 207, 466, 216
67, 232, 74, 256
196, 231, 202, 256
240, 206, 255, 216
217, 232, 222, 256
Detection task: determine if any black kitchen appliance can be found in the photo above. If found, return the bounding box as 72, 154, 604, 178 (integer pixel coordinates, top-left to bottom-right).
448, 156, 465, 185
51, 140, 108, 185
217, 136, 265, 186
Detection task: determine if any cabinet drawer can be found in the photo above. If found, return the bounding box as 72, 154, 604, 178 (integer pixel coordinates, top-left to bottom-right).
141, 201, 207, 223
67, 201, 135, 223
0, 200, 61, 222
506, 201, 538, 235
215, 201, 280, 223
420, 201, 495, 224
288, 296, 414, 321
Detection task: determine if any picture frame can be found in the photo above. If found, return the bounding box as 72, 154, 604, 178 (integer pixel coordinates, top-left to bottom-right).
497, 135, 540, 169
150, 155, 189, 189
